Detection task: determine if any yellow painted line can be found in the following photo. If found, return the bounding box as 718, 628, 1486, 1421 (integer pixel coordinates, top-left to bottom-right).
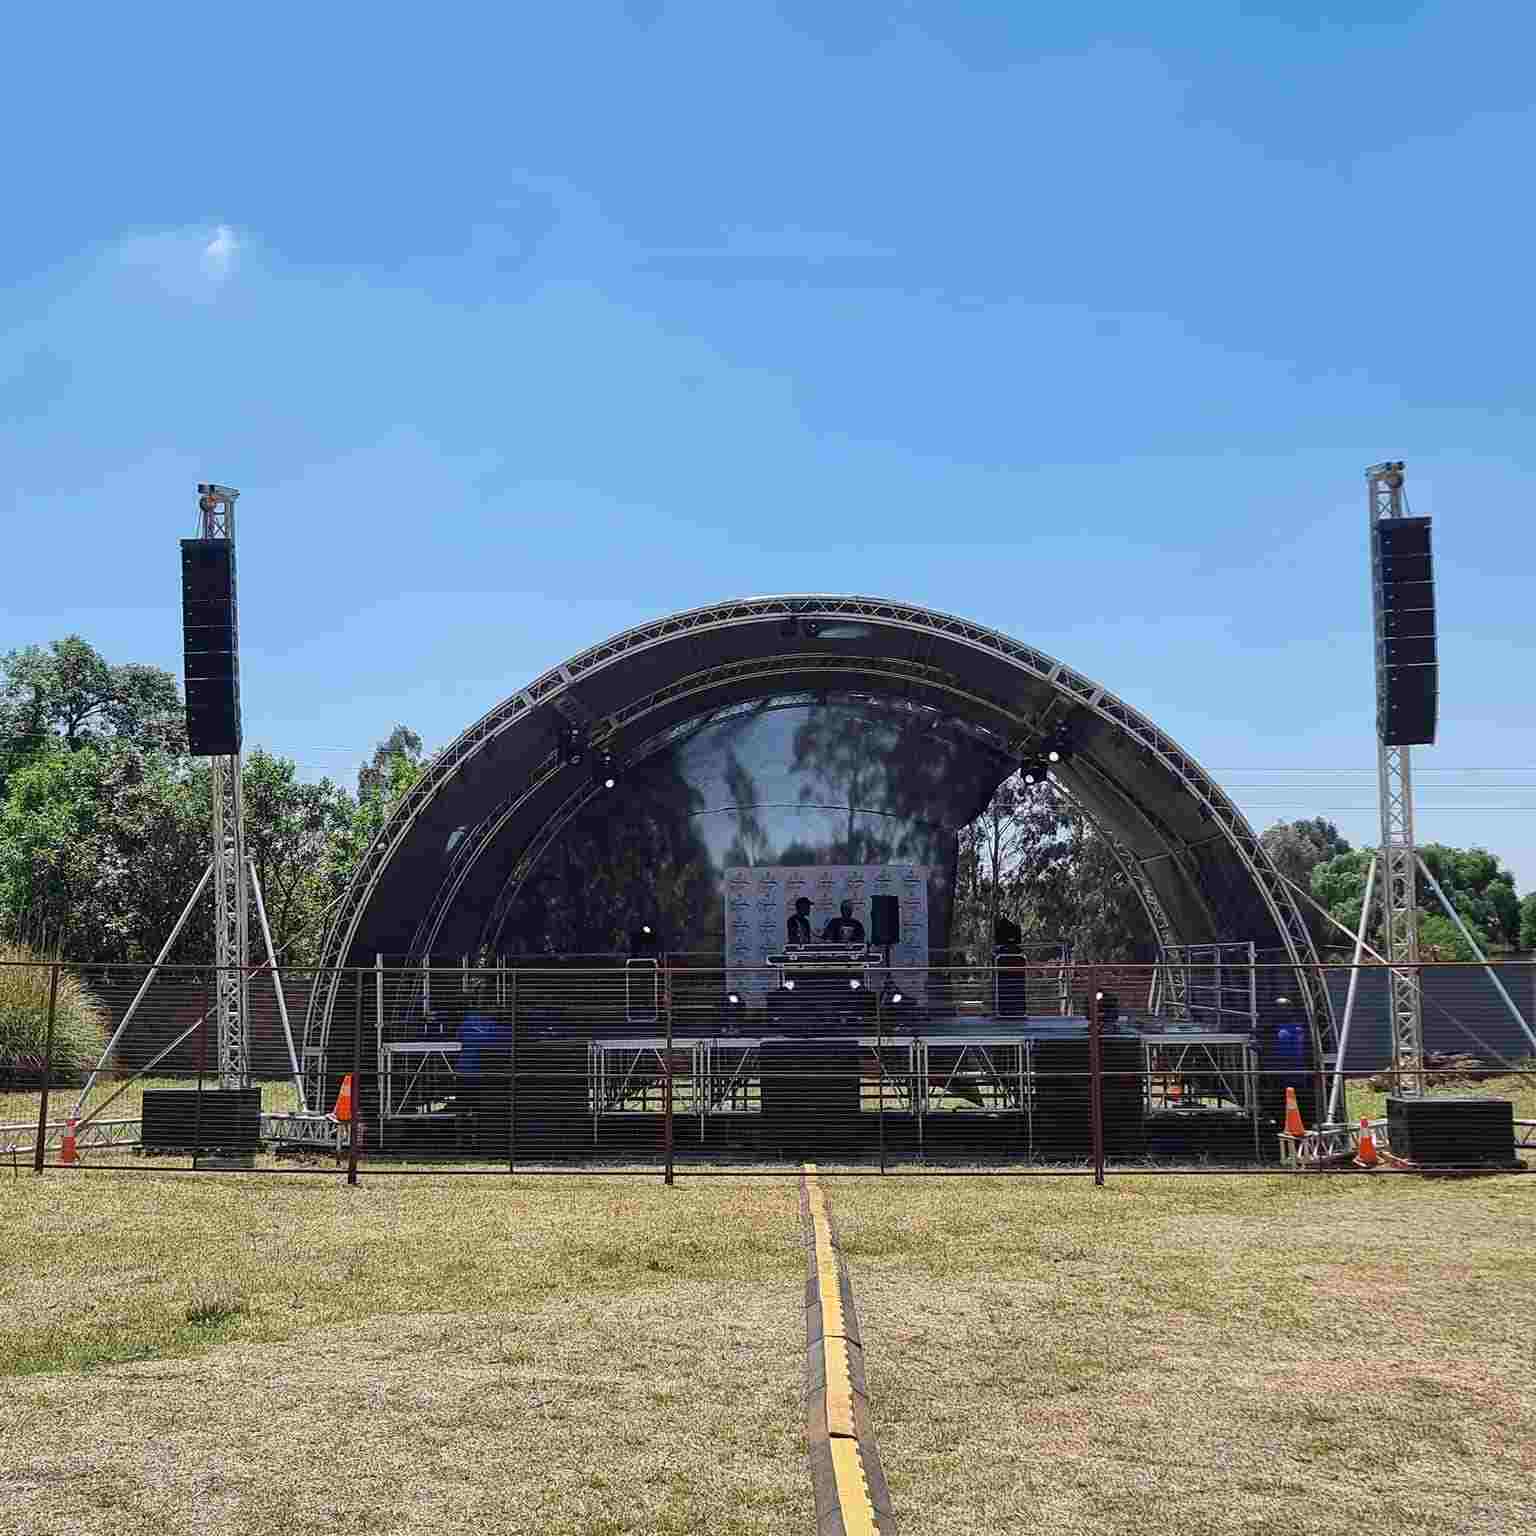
823, 1332, 857, 1438
829, 1438, 880, 1536
802, 1162, 886, 1533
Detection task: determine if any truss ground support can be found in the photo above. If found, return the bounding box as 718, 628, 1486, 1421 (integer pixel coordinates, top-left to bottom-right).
73, 862, 213, 1116
1327, 852, 1379, 1125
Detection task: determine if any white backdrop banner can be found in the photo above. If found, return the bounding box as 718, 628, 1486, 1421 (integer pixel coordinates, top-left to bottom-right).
723, 864, 930, 1007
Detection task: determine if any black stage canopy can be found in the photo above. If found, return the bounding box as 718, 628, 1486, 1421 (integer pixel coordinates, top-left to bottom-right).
302, 596, 1329, 1060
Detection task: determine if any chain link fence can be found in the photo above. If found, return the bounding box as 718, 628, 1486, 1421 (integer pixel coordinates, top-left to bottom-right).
3, 957, 1532, 1179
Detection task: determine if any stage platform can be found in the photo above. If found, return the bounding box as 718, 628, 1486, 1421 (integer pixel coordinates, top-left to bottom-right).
376, 1015, 1268, 1162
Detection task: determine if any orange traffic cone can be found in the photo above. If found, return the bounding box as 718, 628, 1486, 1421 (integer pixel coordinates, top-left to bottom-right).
333, 1074, 353, 1123
1282, 1087, 1305, 1139
60, 1116, 78, 1165
1354, 1116, 1379, 1169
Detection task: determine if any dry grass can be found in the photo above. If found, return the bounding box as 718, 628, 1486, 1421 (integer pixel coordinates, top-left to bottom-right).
828, 1170, 1536, 1535
0, 1074, 303, 1132
4, 1158, 1534, 1535
0, 1172, 811, 1535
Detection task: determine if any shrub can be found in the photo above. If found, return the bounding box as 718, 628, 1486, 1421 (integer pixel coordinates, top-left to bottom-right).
0, 942, 110, 1086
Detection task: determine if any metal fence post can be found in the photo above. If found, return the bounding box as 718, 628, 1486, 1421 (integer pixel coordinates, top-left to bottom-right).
348, 968, 362, 1187
32, 964, 60, 1173
663, 960, 675, 1186
194, 972, 209, 1167
877, 987, 886, 1175
1088, 969, 1105, 1187
516, 970, 522, 1173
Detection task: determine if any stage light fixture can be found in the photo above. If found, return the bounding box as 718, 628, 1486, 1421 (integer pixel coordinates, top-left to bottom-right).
783, 978, 795, 991
1043, 722, 1074, 764
803, 619, 822, 638
1094, 988, 1121, 1022
726, 990, 742, 1007
592, 749, 617, 790
849, 978, 861, 991
558, 724, 587, 767
779, 618, 799, 639
1020, 757, 1049, 786
890, 990, 903, 1004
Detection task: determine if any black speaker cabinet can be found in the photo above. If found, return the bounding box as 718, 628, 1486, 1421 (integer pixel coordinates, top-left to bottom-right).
1031, 1040, 1144, 1160
507, 1037, 587, 1151
870, 894, 899, 945
995, 953, 1030, 1018
1386, 1095, 1517, 1167
1372, 516, 1437, 746
141, 1088, 261, 1155
180, 538, 242, 756
760, 1040, 862, 1152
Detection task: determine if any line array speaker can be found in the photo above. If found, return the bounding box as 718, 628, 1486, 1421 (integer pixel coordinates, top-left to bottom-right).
180, 538, 242, 756
1371, 516, 1437, 746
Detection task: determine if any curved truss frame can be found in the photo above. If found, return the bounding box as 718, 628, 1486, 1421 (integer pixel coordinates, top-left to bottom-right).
471, 682, 1187, 970
303, 596, 1331, 1098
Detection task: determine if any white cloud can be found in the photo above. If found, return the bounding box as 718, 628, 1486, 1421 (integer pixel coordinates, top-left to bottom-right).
201, 224, 239, 281
116, 222, 243, 300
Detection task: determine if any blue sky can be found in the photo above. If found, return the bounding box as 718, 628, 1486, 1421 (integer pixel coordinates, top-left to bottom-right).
3, 2, 1534, 885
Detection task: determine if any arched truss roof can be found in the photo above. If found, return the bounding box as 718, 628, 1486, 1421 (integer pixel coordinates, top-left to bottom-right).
303, 596, 1331, 1081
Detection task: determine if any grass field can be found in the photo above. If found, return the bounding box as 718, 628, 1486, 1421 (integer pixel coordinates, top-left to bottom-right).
0, 1173, 813, 1536
3, 1161, 1533, 1536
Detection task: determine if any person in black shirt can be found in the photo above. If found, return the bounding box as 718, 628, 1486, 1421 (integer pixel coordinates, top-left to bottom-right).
822, 900, 866, 943
787, 897, 814, 945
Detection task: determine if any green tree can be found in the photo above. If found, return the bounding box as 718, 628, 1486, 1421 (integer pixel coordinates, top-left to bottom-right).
356, 725, 423, 802
1260, 817, 1351, 951
1419, 844, 1519, 949
328, 746, 426, 903
1312, 842, 1517, 958
0, 740, 209, 963
1519, 891, 1536, 952
0, 637, 183, 784
242, 748, 356, 964
1310, 849, 1376, 948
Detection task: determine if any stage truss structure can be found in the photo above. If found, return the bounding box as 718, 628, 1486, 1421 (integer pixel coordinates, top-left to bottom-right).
302, 597, 1334, 1105
195, 483, 251, 1091
1368, 462, 1426, 1095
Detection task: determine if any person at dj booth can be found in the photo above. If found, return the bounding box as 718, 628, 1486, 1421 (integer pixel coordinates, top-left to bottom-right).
821, 900, 866, 943
786, 896, 814, 945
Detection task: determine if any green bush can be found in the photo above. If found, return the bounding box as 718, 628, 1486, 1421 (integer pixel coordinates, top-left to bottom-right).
0, 943, 109, 1086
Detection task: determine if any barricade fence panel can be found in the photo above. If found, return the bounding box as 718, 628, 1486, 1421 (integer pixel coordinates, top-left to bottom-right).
1, 958, 1531, 1178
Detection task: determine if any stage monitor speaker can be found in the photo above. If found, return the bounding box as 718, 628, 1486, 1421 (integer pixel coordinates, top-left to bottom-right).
180, 539, 242, 757
1372, 516, 1437, 746
141, 1088, 261, 1155
870, 894, 899, 946
1386, 1095, 1516, 1167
